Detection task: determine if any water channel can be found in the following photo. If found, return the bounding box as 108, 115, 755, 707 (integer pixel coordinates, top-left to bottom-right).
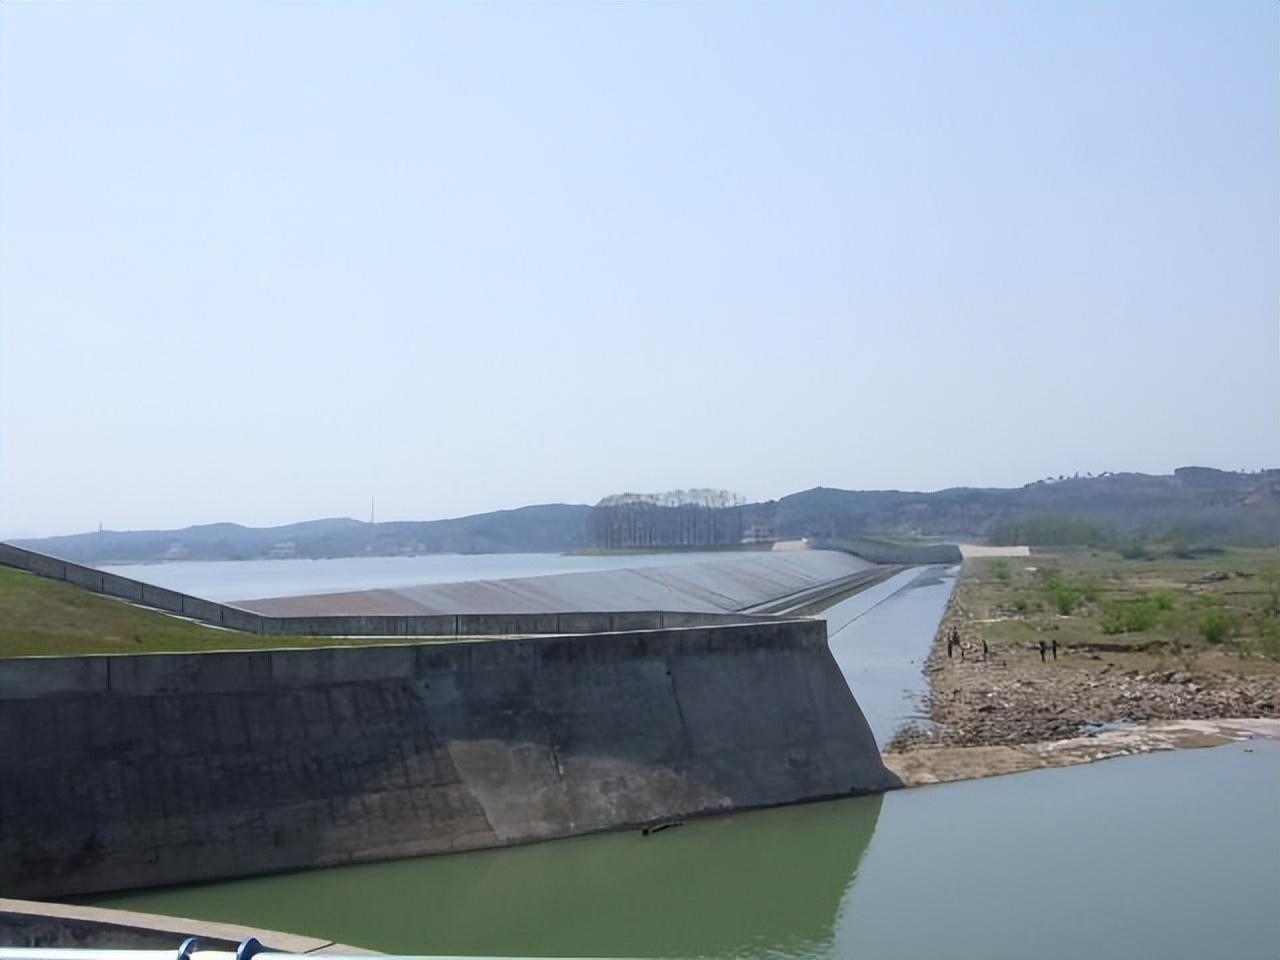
87, 557, 1280, 957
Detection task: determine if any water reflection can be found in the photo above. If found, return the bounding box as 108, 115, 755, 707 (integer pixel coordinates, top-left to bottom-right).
824, 565, 958, 746
91, 794, 884, 958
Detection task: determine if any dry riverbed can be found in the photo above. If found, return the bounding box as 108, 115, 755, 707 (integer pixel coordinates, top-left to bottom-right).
885, 547, 1280, 784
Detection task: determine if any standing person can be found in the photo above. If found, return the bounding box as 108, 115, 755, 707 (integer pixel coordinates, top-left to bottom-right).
947, 631, 954, 659
1039, 639, 1047, 663
1052, 638, 1058, 661
982, 638, 989, 660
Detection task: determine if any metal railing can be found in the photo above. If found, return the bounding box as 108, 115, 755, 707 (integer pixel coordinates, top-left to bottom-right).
0, 941, 637, 960
0, 953, 628, 960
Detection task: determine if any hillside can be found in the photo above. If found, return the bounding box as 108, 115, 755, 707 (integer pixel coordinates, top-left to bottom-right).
12, 467, 1277, 564
19, 504, 593, 565
773, 467, 1279, 546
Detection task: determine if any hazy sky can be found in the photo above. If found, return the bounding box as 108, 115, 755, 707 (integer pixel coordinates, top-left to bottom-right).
1, 2, 1276, 538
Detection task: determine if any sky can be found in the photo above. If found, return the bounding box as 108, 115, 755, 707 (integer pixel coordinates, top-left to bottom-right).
1, 2, 1277, 538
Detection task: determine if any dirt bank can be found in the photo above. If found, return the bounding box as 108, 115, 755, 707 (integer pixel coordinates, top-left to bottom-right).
883, 549, 1278, 778
885, 717, 1279, 786
889, 641, 1277, 750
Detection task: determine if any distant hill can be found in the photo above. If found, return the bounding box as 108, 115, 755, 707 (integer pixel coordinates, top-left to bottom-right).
13, 467, 1278, 564
17, 504, 594, 564
771, 467, 1279, 547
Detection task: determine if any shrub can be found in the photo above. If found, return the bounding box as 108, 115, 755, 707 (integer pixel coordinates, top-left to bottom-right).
991, 516, 1109, 547
1042, 572, 1085, 614
1046, 582, 1083, 615
1199, 608, 1238, 644
1100, 598, 1160, 634
990, 559, 1012, 582
1149, 588, 1177, 611
1260, 619, 1280, 661
1119, 541, 1151, 560
1263, 566, 1280, 617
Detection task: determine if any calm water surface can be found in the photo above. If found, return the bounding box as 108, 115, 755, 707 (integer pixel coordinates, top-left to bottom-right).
91, 743, 1280, 959
823, 565, 957, 746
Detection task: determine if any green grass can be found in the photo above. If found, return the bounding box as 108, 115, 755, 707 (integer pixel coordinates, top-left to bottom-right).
957, 547, 1280, 664
0, 567, 434, 658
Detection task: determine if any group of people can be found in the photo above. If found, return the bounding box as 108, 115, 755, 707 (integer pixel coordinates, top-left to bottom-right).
944, 624, 1059, 663
944, 625, 988, 661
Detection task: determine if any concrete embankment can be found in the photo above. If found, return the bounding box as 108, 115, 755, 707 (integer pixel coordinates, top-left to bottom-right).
0, 542, 861, 639
0, 542, 878, 637
810, 538, 963, 566
232, 550, 876, 618
0, 619, 897, 898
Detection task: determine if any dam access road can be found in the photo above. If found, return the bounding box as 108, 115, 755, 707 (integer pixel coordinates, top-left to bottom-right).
0, 544, 907, 898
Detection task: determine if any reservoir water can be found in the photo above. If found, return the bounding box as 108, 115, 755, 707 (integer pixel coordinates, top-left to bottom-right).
85, 555, 1280, 957
91, 742, 1280, 959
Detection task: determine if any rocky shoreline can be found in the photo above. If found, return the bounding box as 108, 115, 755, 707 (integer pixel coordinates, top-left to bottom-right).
885, 554, 1278, 757
889, 641, 1277, 751
884, 717, 1279, 787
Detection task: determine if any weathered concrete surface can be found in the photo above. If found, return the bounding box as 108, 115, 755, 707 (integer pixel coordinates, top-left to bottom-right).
0, 620, 897, 898
0, 898, 373, 953
234, 550, 875, 617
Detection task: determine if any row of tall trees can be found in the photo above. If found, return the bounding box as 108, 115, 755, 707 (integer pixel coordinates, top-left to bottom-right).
587, 490, 749, 549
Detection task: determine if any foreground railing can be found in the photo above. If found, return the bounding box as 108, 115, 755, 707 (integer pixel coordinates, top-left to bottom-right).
0, 946, 634, 960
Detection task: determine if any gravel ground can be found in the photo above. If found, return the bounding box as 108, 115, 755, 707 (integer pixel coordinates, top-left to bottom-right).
888, 630, 1278, 752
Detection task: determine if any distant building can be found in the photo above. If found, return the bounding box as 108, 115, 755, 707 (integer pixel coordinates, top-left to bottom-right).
266, 541, 297, 559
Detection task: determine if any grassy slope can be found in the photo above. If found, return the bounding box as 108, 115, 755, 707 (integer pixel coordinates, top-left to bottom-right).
959, 547, 1280, 672
0, 567, 427, 658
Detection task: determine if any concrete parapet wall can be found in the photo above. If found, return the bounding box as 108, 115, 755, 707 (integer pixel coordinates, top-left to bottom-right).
0, 621, 897, 898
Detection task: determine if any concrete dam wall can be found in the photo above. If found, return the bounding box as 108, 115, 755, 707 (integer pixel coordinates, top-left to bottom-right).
0, 619, 898, 898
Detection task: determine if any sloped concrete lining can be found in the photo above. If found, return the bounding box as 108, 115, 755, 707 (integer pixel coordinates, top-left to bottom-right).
0, 620, 898, 898
233, 550, 876, 617
0, 543, 879, 637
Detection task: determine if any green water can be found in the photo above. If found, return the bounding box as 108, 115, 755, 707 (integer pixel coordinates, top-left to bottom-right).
91, 741, 1280, 959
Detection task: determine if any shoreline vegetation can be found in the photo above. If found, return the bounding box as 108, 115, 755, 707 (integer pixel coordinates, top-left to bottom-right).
886, 546, 1279, 784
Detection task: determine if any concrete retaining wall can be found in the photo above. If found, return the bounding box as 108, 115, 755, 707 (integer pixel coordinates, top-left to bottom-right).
0, 621, 897, 898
